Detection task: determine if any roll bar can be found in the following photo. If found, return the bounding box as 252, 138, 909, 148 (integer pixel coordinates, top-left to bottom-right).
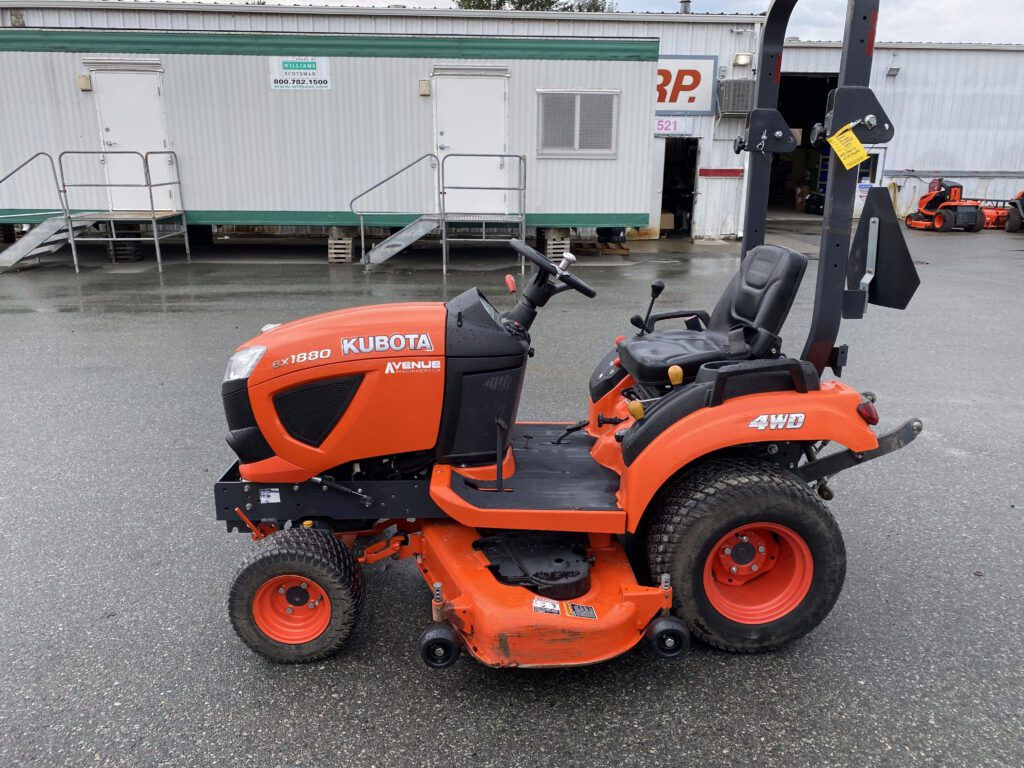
738, 0, 912, 376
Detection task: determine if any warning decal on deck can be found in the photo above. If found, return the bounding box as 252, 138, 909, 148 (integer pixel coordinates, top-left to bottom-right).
565, 602, 598, 620
259, 488, 281, 504
532, 597, 560, 616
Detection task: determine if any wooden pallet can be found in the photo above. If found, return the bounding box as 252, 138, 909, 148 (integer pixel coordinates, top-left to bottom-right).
571, 241, 630, 257
327, 237, 355, 264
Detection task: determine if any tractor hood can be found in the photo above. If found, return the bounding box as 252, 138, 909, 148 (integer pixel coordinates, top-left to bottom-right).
236, 302, 448, 388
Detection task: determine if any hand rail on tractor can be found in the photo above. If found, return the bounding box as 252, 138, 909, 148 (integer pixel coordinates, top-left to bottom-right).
56, 150, 190, 273
349, 153, 442, 265
439, 153, 527, 274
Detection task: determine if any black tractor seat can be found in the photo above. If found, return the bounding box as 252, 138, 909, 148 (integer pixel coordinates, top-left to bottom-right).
617, 245, 808, 390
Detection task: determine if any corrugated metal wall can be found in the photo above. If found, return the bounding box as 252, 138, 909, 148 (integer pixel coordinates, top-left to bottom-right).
784, 42, 1024, 213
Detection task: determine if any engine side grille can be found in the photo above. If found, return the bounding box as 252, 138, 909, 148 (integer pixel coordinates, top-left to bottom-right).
274, 376, 363, 447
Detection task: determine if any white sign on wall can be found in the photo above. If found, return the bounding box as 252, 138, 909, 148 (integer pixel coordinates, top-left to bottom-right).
654, 116, 696, 136
655, 56, 717, 116
269, 57, 331, 90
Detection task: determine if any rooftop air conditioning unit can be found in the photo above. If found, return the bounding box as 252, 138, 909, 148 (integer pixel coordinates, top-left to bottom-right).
717, 79, 756, 117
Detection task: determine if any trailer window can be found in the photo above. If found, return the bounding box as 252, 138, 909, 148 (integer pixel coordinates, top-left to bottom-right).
538, 91, 619, 158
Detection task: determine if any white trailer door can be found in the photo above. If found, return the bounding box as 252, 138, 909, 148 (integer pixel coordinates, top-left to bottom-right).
92, 71, 175, 211
434, 75, 508, 214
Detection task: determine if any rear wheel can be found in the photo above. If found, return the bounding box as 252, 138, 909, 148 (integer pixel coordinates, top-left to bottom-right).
904, 214, 915, 229
1007, 207, 1023, 233
934, 209, 954, 232
647, 459, 845, 652
229, 528, 364, 663
966, 207, 985, 232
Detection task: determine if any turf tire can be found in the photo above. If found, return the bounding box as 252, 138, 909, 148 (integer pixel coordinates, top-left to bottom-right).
1006, 206, 1023, 233
229, 528, 364, 663
966, 207, 985, 233
935, 208, 954, 232
646, 459, 845, 653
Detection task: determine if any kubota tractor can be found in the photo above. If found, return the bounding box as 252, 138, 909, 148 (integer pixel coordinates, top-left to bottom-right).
905, 178, 985, 232
212, 0, 924, 669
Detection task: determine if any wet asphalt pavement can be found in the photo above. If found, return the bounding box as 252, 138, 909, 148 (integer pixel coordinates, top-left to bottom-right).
0, 229, 1021, 768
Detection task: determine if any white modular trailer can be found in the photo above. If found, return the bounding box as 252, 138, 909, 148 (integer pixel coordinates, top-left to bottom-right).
0, 5, 659, 232
782, 41, 1024, 215
0, 2, 765, 240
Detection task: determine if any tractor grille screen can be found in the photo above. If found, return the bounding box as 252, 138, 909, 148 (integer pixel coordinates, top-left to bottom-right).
273, 376, 363, 447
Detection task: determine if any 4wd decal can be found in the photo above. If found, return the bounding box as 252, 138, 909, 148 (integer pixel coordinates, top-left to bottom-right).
748, 413, 806, 431
341, 333, 433, 356
384, 359, 441, 375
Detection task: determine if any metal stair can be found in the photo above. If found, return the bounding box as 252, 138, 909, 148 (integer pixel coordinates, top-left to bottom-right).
366, 214, 439, 265
0, 216, 94, 272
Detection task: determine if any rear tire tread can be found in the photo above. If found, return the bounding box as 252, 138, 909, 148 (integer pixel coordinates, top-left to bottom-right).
646, 459, 845, 653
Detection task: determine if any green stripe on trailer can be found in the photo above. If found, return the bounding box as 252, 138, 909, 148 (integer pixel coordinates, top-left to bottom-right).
0, 30, 659, 61
0, 210, 649, 227
185, 211, 650, 227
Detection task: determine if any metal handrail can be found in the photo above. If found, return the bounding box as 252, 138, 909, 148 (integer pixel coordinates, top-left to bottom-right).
57, 150, 190, 273
349, 153, 441, 263
440, 153, 527, 274
0, 152, 69, 222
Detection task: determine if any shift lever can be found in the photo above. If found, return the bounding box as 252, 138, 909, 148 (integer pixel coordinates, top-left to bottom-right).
635, 280, 665, 335
556, 252, 577, 275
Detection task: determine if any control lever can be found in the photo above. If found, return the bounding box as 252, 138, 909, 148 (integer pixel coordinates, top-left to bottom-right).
636, 280, 665, 336
504, 274, 517, 300
556, 252, 577, 276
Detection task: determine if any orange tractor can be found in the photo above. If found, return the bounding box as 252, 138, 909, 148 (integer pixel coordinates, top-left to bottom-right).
905, 178, 985, 232
212, 0, 924, 670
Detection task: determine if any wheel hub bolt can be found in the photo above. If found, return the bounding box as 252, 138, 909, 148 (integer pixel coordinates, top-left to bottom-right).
724, 547, 732, 555
285, 607, 293, 614
664, 636, 676, 648
739, 535, 749, 543
278, 587, 285, 595
433, 646, 445, 658
300, 582, 308, 589
308, 601, 316, 609
730, 565, 738, 573
750, 564, 759, 572
757, 545, 766, 553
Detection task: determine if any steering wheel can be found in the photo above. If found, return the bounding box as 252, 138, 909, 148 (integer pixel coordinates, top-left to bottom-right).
509, 239, 597, 298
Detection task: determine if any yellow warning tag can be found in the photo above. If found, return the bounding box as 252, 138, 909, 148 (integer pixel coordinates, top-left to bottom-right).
827, 123, 869, 170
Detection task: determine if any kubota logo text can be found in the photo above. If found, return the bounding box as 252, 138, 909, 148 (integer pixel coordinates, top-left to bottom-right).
748, 413, 806, 431
385, 359, 441, 374
341, 333, 434, 355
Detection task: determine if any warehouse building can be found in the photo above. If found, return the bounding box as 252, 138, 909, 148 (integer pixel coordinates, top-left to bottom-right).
1, 2, 1022, 265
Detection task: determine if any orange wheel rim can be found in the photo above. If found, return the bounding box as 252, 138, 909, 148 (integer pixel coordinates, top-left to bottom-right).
251, 574, 331, 644
934, 213, 944, 228
702, 523, 813, 625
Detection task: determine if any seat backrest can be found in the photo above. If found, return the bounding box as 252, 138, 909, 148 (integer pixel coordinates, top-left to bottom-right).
708, 245, 807, 341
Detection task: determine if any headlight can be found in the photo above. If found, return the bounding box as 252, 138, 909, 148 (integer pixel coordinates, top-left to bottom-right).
223, 346, 266, 382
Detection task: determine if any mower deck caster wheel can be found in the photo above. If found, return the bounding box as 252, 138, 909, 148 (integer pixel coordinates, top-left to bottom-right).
646, 616, 690, 660
419, 624, 462, 669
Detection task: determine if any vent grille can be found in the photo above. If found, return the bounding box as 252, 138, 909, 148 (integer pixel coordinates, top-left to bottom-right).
274, 376, 363, 447
718, 79, 756, 117
539, 91, 618, 155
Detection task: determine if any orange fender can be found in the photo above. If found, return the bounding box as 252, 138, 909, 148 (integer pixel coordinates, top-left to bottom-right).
619, 380, 878, 532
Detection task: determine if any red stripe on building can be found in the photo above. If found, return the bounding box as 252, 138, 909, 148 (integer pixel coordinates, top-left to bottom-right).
698, 168, 744, 178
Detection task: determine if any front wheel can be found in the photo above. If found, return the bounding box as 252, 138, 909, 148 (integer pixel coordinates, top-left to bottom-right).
229, 528, 364, 663
647, 459, 845, 652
